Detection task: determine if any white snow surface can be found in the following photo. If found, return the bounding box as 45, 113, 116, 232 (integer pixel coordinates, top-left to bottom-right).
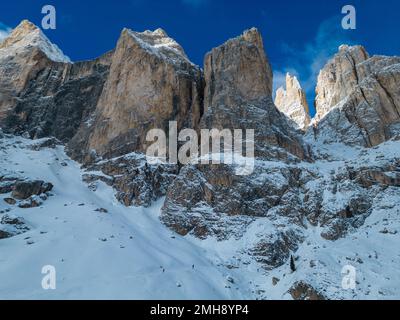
0, 135, 252, 299
1, 134, 400, 300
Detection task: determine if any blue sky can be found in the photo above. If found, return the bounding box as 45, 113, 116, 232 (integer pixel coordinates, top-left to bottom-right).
1, 0, 399, 115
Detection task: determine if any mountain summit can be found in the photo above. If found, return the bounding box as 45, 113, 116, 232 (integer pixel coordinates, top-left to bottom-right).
0, 20, 70, 63
275, 73, 311, 131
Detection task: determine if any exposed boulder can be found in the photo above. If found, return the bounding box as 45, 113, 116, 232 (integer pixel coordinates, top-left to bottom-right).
289, 281, 326, 300
0, 230, 12, 239
3, 197, 16, 205
0, 214, 30, 239
11, 180, 53, 200
0, 176, 22, 194
18, 195, 43, 208
249, 230, 303, 270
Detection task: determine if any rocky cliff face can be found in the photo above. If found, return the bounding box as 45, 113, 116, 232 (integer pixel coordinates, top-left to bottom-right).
204, 28, 273, 111
69, 27, 204, 206
0, 20, 67, 120
314, 45, 369, 121
82, 28, 204, 161
200, 28, 308, 161
0, 20, 112, 143
160, 29, 312, 265
275, 73, 311, 131
311, 45, 400, 147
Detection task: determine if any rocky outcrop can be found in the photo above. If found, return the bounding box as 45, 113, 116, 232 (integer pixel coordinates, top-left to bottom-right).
161, 163, 307, 238
0, 214, 30, 239
84, 153, 178, 207
81, 28, 204, 161
289, 281, 326, 300
201, 28, 308, 161
311, 45, 400, 147
204, 28, 272, 111
275, 73, 311, 131
12, 180, 53, 200
160, 151, 385, 242
0, 21, 112, 143
315, 45, 369, 121
249, 230, 303, 270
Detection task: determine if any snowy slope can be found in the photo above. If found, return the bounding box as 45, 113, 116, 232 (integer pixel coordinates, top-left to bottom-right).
0, 134, 255, 299
1, 133, 399, 300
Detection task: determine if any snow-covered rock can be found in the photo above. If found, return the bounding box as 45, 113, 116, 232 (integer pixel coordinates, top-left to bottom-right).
126, 28, 194, 66
0, 20, 112, 144
0, 20, 70, 63
275, 73, 311, 131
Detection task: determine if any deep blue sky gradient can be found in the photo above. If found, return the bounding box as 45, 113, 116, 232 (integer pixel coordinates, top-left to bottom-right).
1, 0, 399, 115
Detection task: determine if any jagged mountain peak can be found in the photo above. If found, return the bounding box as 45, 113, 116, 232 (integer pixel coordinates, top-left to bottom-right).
311, 43, 400, 147
275, 73, 310, 131
338, 44, 369, 58
314, 44, 370, 121
1, 16, 400, 301
13, 19, 38, 33
0, 19, 71, 63
286, 73, 301, 89
220, 27, 265, 54
120, 27, 193, 66
241, 27, 262, 42
204, 27, 273, 105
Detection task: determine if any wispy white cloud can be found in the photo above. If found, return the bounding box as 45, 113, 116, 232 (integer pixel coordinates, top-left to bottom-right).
0, 22, 11, 43
273, 15, 355, 108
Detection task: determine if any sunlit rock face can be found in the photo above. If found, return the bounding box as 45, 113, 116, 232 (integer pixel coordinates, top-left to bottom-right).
84, 28, 204, 160
201, 28, 308, 161
311, 45, 400, 147
0, 20, 112, 143
275, 73, 311, 131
